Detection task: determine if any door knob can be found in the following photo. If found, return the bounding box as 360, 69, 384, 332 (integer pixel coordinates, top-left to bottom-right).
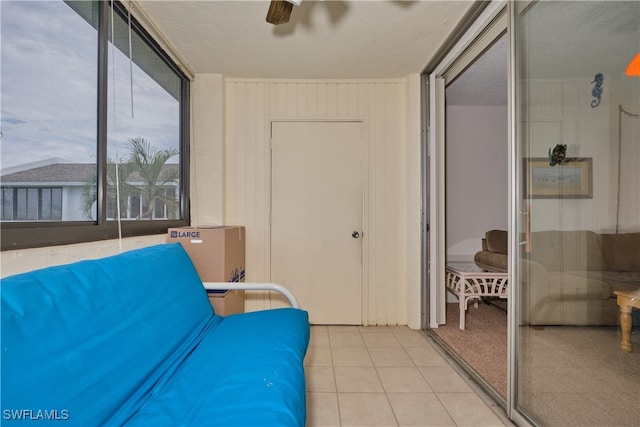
352, 231, 360, 239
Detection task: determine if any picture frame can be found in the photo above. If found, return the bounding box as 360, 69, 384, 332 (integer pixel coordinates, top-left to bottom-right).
524, 157, 593, 199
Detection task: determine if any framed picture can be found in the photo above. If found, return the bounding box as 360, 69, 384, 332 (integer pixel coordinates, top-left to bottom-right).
524, 157, 593, 199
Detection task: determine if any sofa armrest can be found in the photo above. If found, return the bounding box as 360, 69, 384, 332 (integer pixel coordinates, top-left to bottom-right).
203, 282, 301, 309
520, 257, 548, 283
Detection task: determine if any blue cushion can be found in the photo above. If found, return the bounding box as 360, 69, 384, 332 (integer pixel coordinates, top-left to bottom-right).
124, 308, 310, 427
1, 243, 214, 426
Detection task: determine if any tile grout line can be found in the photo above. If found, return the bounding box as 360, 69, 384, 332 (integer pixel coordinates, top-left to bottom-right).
422, 330, 513, 426
395, 328, 462, 427
310, 326, 509, 427
328, 328, 343, 426
395, 328, 454, 427
364, 329, 402, 427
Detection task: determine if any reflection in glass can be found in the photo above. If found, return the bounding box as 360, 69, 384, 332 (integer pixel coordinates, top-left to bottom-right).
0, 0, 98, 221
106, 6, 181, 221
515, 1, 640, 425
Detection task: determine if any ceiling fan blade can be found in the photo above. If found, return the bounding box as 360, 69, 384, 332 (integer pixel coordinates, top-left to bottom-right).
266, 0, 293, 25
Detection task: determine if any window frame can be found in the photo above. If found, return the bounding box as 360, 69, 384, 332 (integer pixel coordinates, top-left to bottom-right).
1, 1, 190, 251
1, 187, 63, 221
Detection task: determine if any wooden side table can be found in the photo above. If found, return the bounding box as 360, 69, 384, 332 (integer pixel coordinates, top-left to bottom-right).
614, 289, 640, 353
445, 262, 509, 330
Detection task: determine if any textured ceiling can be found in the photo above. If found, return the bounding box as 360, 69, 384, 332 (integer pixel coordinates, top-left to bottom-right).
445, 1, 640, 106
135, 1, 639, 105
522, 1, 639, 80
446, 33, 507, 106
136, 0, 474, 79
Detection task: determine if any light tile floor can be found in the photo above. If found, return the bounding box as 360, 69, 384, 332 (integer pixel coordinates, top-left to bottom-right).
305, 325, 512, 427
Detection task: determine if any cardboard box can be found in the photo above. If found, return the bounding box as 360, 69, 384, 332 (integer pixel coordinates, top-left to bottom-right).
168, 226, 245, 314
208, 290, 245, 316
168, 226, 245, 282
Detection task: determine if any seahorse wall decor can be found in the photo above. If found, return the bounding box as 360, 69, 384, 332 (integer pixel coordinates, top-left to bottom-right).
591, 73, 604, 108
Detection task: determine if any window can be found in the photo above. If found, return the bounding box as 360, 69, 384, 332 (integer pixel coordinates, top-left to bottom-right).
0, 0, 190, 250
1, 188, 63, 221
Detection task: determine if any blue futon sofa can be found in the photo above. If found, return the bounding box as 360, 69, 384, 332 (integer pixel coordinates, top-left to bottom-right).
1, 243, 310, 426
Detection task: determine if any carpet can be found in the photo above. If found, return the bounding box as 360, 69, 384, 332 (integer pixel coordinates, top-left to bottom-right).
432, 301, 640, 426
432, 301, 507, 398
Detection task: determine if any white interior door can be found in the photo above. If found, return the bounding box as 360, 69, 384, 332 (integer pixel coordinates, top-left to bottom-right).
271, 121, 363, 324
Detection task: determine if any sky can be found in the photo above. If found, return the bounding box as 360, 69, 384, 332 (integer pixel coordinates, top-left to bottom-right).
0, 0, 180, 171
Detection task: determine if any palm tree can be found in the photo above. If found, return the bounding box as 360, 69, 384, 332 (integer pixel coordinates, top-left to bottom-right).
81, 138, 179, 220
125, 137, 179, 219
81, 157, 136, 220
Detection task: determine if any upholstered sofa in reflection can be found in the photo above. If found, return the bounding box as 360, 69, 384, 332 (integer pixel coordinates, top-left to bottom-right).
474, 229, 640, 325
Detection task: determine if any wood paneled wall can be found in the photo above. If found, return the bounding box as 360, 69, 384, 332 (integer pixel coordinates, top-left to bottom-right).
224, 79, 409, 325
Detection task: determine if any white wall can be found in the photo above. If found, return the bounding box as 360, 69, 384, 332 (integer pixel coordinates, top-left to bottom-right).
223, 78, 420, 326
526, 77, 640, 233
62, 186, 86, 221
190, 73, 226, 227
1, 75, 424, 329
405, 75, 423, 329
445, 105, 508, 261
0, 235, 167, 278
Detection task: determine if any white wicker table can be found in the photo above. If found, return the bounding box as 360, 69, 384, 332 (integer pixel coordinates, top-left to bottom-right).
445, 262, 509, 330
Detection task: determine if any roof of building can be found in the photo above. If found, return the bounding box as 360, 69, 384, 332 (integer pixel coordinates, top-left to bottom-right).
1, 163, 94, 184
1, 162, 179, 185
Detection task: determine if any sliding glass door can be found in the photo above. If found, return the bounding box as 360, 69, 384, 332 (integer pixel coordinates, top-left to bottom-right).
512, 1, 640, 425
